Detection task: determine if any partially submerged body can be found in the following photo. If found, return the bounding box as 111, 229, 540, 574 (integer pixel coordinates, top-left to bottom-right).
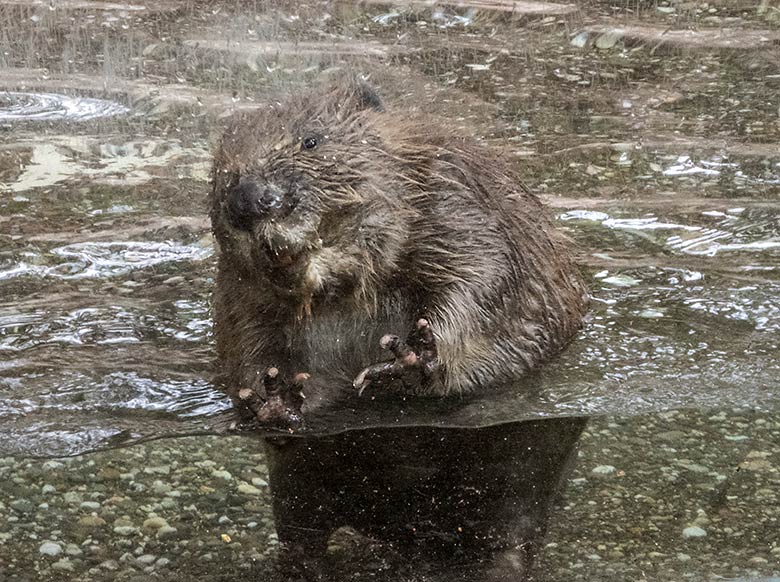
209, 75, 591, 581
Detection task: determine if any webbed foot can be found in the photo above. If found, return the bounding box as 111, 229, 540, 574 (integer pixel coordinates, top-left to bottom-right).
353, 318, 441, 395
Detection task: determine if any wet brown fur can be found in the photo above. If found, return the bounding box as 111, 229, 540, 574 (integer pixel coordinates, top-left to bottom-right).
209, 76, 589, 414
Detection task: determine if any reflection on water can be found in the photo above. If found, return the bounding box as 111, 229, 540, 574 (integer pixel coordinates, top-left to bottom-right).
1, 137, 210, 193
0, 0, 779, 580
263, 419, 587, 580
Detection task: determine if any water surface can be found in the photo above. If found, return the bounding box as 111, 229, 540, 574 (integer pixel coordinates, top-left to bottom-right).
0, 0, 778, 580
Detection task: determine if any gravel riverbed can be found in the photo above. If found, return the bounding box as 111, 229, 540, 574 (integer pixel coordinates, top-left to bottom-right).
1, 409, 778, 581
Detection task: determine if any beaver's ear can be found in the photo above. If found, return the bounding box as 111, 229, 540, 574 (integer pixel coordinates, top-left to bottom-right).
325, 76, 385, 119
355, 81, 384, 113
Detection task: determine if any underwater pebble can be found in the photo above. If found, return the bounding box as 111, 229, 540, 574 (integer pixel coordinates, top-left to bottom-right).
113, 526, 139, 537
78, 515, 107, 527
65, 544, 83, 557
237, 482, 262, 496
156, 526, 178, 540
682, 526, 707, 539
143, 516, 169, 530
595, 31, 623, 49
570, 31, 589, 48
52, 558, 74, 571
136, 554, 157, 566
100, 559, 119, 570
10, 499, 34, 514
39, 541, 63, 557
63, 492, 82, 504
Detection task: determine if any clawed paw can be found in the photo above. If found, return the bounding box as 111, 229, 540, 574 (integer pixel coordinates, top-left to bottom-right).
238, 367, 308, 431
353, 318, 440, 395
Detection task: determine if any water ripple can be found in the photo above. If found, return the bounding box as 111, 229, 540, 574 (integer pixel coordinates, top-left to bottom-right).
662, 155, 737, 177
561, 209, 779, 258
0, 371, 230, 420
0, 241, 213, 281
0, 301, 211, 352
0, 91, 129, 122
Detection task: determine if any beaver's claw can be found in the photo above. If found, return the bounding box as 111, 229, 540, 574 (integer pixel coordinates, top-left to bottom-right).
238, 367, 308, 431
353, 318, 440, 395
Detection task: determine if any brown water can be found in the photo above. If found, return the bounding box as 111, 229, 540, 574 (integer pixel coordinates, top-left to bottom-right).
0, 0, 779, 580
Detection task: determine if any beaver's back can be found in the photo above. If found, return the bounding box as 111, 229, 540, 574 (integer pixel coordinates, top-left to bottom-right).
361, 118, 589, 389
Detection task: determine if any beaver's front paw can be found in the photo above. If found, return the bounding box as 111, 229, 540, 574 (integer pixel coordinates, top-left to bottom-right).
238, 368, 308, 431
353, 318, 441, 396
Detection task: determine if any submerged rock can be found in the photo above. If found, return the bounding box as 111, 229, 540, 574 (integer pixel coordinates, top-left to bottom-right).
39, 541, 63, 557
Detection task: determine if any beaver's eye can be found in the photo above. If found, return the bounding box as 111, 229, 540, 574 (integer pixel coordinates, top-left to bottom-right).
302, 136, 318, 150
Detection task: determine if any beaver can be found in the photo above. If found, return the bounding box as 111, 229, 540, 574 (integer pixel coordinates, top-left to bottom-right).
210, 77, 589, 425
209, 75, 589, 580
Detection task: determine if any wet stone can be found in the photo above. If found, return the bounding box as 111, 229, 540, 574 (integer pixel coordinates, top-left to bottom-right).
591, 465, 617, 476
682, 526, 707, 539
657, 430, 687, 442
211, 470, 232, 481
52, 558, 74, 571
162, 276, 184, 285
100, 560, 119, 570
595, 31, 623, 49
677, 462, 710, 474
78, 515, 107, 527
571, 31, 589, 48
113, 526, 139, 537
142, 516, 169, 530
151, 481, 172, 495
97, 467, 122, 481
10, 499, 34, 514
39, 541, 63, 557
237, 482, 262, 496
136, 554, 157, 566
65, 543, 83, 557
157, 526, 178, 540
63, 492, 83, 504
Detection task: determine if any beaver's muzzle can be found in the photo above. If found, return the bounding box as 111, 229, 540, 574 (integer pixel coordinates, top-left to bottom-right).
225, 177, 285, 231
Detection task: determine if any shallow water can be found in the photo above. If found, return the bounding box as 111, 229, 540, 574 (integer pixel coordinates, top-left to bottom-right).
0, 0, 779, 580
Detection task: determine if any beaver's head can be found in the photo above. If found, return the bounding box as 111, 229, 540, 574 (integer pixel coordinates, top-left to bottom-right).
210, 78, 403, 312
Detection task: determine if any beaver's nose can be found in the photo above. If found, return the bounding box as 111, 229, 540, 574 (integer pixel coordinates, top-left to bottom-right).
226, 177, 284, 231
